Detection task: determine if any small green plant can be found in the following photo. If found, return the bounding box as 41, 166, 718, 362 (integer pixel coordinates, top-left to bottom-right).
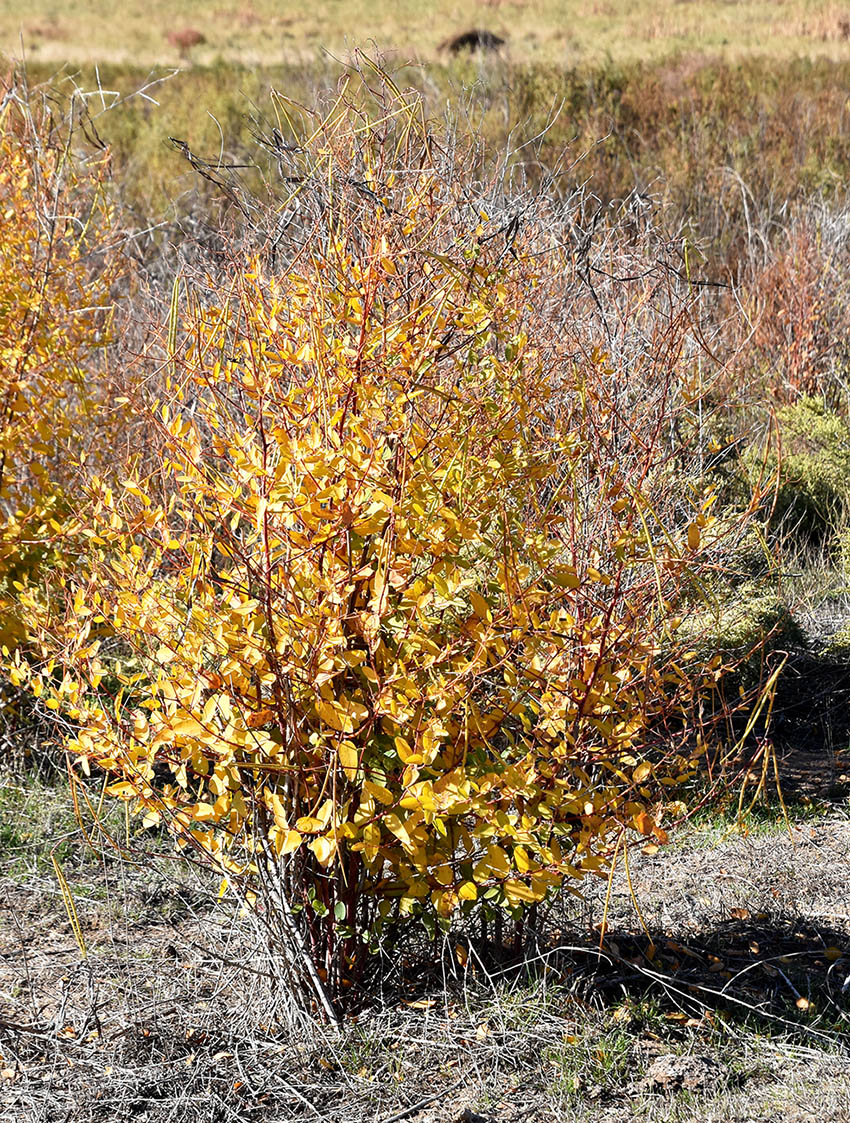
677, 578, 801, 690
545, 1019, 633, 1101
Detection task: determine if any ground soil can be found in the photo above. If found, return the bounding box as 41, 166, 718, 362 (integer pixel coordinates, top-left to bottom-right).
1, 761, 848, 1123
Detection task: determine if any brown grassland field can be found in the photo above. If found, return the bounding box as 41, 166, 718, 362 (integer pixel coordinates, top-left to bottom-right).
2, 4, 850, 1123
4, 0, 850, 67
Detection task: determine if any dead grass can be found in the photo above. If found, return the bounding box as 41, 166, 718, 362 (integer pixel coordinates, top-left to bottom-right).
1, 780, 847, 1122
4, 0, 850, 68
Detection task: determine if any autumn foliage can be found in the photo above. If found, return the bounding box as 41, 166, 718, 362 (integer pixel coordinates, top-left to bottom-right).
0, 91, 121, 653
12, 76, 739, 1016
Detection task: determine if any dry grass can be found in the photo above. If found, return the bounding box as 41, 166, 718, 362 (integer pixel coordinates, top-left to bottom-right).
5, 0, 850, 68
6, 51, 850, 244
1, 779, 848, 1122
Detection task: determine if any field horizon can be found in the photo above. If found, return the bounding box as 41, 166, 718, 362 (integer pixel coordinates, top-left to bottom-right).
4, 0, 850, 69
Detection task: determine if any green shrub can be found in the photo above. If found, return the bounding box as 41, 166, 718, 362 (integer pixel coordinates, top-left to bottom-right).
678, 578, 802, 682
766, 397, 850, 545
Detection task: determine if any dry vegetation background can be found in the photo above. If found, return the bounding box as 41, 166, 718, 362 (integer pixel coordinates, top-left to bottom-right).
2, 7, 850, 1123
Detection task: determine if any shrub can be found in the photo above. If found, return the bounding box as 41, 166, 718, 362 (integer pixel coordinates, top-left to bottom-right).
15, 72, 752, 1018
680, 581, 801, 668
740, 204, 850, 404
0, 85, 125, 651
766, 397, 850, 546
0, 82, 132, 771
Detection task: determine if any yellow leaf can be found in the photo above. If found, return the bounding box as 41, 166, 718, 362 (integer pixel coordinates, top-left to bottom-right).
469, 589, 492, 621
687, 522, 701, 551
316, 696, 369, 734
383, 813, 412, 849
504, 879, 538, 905
309, 836, 336, 866
171, 717, 205, 738
551, 565, 580, 590
106, 782, 137, 799
399, 781, 435, 813
363, 822, 381, 862
296, 816, 324, 833
338, 741, 359, 781
514, 845, 532, 873
394, 736, 417, 763
315, 699, 351, 733
363, 779, 394, 805
486, 843, 510, 876
275, 828, 303, 856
